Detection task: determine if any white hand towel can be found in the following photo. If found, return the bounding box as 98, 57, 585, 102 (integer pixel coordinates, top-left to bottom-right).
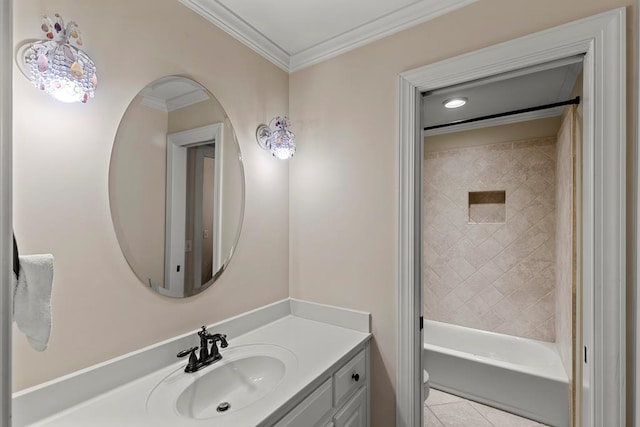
12, 254, 54, 352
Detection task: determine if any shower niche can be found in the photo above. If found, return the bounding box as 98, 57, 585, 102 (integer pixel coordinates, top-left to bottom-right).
468, 190, 506, 224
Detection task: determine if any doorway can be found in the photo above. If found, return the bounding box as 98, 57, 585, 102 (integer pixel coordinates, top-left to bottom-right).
185, 143, 217, 292
397, 8, 626, 427
421, 58, 581, 426
164, 123, 224, 296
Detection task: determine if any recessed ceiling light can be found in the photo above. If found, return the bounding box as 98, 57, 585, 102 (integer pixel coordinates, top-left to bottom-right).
443, 97, 467, 109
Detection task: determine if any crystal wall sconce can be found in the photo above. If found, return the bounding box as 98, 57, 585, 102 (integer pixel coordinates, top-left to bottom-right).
256, 116, 296, 159
19, 14, 97, 103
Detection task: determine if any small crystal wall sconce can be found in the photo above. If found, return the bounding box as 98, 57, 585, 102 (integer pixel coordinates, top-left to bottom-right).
18, 14, 97, 103
256, 117, 296, 159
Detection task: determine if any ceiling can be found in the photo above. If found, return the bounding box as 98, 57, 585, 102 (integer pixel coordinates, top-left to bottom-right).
422, 56, 583, 136
140, 76, 209, 112
179, 0, 476, 72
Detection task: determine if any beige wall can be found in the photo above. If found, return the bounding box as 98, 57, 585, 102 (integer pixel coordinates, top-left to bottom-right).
289, 1, 636, 425
12, 0, 289, 391
220, 118, 244, 268
423, 135, 558, 342
109, 95, 167, 286
168, 98, 224, 134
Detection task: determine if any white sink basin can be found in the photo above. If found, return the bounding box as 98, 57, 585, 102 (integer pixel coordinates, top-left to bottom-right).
146, 344, 297, 422
176, 354, 285, 418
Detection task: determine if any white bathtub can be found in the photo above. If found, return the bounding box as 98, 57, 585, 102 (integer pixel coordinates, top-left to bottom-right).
423, 320, 569, 427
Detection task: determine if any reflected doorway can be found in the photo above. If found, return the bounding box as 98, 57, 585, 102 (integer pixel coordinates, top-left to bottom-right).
185, 143, 218, 293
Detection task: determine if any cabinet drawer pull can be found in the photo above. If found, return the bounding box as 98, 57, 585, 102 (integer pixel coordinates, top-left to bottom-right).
352, 373, 360, 382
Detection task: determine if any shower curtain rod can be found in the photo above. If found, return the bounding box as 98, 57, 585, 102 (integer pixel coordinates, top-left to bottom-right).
423, 96, 580, 131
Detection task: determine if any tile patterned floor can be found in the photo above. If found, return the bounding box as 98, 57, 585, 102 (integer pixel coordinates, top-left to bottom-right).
425, 388, 550, 427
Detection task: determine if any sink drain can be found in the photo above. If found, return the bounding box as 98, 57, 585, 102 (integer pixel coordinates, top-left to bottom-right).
217, 402, 231, 413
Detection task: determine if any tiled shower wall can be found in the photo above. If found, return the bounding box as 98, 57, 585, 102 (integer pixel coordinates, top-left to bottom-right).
423, 136, 557, 342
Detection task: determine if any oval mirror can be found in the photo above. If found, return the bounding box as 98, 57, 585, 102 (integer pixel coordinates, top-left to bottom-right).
109, 76, 245, 298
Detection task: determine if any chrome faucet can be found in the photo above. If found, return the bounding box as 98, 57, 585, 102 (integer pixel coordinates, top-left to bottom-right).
177, 326, 228, 373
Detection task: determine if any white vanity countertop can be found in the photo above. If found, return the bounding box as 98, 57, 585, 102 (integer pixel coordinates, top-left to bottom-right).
27, 314, 371, 427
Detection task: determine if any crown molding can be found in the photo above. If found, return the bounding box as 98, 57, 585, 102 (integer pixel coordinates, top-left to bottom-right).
289, 0, 476, 72
179, 0, 290, 71
140, 88, 209, 112
166, 89, 209, 112
179, 0, 476, 73
140, 93, 168, 112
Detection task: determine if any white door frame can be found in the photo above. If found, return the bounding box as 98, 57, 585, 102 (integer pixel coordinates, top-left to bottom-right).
165, 123, 222, 295
0, 0, 11, 425
397, 8, 626, 427
635, 3, 640, 427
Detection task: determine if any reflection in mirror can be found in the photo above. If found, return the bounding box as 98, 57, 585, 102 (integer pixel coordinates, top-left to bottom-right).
109, 76, 244, 298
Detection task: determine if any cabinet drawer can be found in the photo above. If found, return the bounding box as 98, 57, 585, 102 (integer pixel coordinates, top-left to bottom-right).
334, 386, 367, 427
274, 379, 332, 427
333, 350, 366, 406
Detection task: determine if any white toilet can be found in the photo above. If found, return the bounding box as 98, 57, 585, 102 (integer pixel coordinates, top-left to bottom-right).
423, 370, 430, 401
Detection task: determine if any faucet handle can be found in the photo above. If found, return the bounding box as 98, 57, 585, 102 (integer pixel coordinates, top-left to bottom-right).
177, 346, 201, 373
208, 333, 228, 346
218, 334, 228, 348
177, 346, 198, 358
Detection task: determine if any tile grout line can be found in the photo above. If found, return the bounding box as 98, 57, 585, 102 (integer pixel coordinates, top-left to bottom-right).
424, 404, 447, 427
427, 403, 447, 427
425, 390, 549, 427
466, 400, 497, 427
426, 400, 498, 427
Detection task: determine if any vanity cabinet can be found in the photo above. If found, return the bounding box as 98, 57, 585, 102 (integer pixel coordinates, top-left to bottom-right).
13, 302, 372, 427
273, 346, 369, 427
